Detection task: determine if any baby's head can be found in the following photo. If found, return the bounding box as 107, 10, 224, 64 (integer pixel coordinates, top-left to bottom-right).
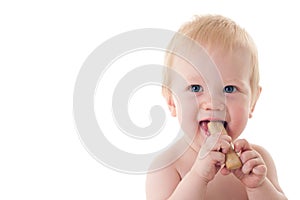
162, 15, 261, 144
163, 15, 260, 108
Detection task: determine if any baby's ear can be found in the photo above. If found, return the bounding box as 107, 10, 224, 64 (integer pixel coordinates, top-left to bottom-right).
249, 86, 262, 118
164, 93, 177, 117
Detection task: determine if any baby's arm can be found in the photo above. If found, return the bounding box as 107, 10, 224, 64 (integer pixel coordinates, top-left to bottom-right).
227, 140, 287, 199
146, 165, 208, 200
146, 134, 231, 200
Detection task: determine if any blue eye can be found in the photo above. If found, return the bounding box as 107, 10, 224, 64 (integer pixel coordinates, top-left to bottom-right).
224, 85, 237, 93
189, 85, 203, 93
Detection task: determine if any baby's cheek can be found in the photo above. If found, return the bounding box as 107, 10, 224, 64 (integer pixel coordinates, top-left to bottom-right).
235, 110, 249, 133
227, 104, 249, 138
177, 98, 198, 121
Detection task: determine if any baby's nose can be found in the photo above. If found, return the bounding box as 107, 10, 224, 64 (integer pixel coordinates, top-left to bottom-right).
200, 102, 225, 111
200, 99, 225, 111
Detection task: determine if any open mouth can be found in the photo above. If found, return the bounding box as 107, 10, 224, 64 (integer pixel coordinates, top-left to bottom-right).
199, 120, 227, 135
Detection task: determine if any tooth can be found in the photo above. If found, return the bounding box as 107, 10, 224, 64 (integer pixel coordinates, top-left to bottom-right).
208, 121, 242, 170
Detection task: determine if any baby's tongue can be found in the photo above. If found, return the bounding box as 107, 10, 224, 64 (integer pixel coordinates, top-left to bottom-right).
200, 121, 210, 136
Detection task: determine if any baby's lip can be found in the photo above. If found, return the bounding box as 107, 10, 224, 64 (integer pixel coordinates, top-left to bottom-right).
199, 119, 227, 135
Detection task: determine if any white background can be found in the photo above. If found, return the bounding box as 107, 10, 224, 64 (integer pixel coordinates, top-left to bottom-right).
1, 0, 299, 199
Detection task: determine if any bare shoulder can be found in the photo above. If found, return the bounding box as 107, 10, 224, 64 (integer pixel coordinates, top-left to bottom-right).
146, 138, 192, 199
146, 159, 180, 200
251, 143, 284, 193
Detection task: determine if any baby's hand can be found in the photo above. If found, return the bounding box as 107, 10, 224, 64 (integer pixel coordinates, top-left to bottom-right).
192, 133, 232, 183
228, 139, 267, 188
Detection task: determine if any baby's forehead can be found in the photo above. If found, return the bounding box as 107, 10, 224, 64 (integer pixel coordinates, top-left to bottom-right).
168, 47, 252, 83
169, 56, 214, 84
171, 56, 208, 75
171, 44, 251, 67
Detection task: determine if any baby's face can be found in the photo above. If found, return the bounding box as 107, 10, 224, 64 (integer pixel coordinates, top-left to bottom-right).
168, 47, 252, 150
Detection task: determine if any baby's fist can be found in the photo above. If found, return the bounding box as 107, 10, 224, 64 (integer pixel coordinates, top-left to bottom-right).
232, 139, 267, 188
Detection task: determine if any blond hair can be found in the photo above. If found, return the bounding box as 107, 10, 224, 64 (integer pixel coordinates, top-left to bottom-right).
162, 15, 260, 107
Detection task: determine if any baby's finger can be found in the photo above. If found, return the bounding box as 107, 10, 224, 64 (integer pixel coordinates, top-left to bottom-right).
199, 134, 231, 159
234, 139, 251, 153
209, 135, 232, 153
252, 165, 267, 176
240, 150, 259, 164
216, 137, 232, 154
220, 166, 231, 176
242, 157, 262, 174
209, 151, 226, 164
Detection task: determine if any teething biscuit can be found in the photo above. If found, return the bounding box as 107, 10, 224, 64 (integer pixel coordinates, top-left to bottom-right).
208, 121, 242, 170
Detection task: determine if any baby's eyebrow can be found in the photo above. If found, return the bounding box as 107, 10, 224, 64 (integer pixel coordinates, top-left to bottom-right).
224, 79, 248, 87
185, 75, 205, 83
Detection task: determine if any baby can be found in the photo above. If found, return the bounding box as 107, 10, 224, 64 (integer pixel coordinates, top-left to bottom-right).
146, 15, 287, 199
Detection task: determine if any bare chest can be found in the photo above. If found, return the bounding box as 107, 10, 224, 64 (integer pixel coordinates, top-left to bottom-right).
205, 173, 248, 200
177, 150, 248, 200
